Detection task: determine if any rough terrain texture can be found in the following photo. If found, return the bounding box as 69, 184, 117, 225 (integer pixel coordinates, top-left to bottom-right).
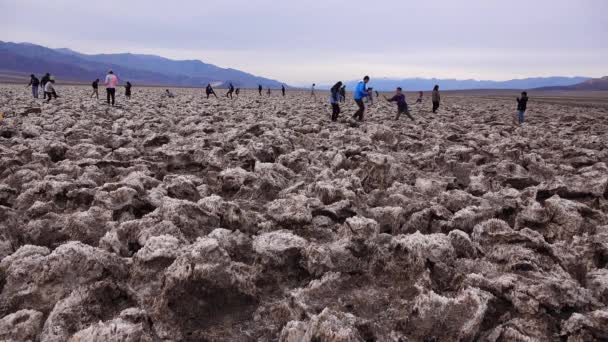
0, 85, 607, 341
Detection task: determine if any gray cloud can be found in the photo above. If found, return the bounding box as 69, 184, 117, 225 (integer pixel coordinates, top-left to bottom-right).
1, 0, 607, 85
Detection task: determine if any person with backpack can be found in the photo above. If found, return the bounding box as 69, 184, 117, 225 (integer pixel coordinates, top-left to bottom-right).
432, 85, 440, 113
27, 74, 40, 98
330, 81, 343, 121
206, 84, 218, 98
384, 87, 414, 121
40, 73, 50, 100
226, 83, 235, 99
105, 70, 119, 106
516, 91, 529, 125
125, 81, 132, 99
91, 79, 100, 99
352, 76, 370, 121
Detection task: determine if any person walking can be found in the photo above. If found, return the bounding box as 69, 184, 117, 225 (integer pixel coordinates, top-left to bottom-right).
267, 88, 271, 96
206, 84, 218, 98
281, 85, 286, 97
310, 83, 316, 99
339, 85, 346, 103
258, 84, 263, 96
415, 91, 423, 104
384, 87, 414, 121
516, 91, 529, 126
352, 76, 370, 121
40, 73, 50, 100
432, 85, 440, 113
226, 83, 235, 99
91, 79, 100, 99
330, 81, 343, 121
125, 81, 132, 100
27, 74, 40, 98
44, 77, 58, 103
105, 70, 119, 106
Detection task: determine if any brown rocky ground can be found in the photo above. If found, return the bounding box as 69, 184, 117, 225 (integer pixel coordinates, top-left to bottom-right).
0, 84, 607, 341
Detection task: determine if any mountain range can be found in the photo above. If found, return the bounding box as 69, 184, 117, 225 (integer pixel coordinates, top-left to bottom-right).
341, 76, 593, 92
535, 77, 608, 91
0, 41, 285, 88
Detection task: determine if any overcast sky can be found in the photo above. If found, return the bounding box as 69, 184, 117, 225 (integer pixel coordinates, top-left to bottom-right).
1, 0, 607, 86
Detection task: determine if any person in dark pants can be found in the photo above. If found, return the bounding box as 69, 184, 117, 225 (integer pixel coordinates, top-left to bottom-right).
40, 73, 50, 100
432, 85, 440, 113
235, 88, 240, 96
258, 85, 263, 96
516, 91, 528, 125
340, 85, 346, 103
384, 87, 414, 121
44, 78, 58, 103
206, 84, 218, 98
226, 83, 234, 99
27, 74, 40, 98
330, 81, 343, 121
91, 79, 100, 99
281, 85, 286, 97
125, 81, 132, 99
352, 76, 370, 121
105, 70, 119, 106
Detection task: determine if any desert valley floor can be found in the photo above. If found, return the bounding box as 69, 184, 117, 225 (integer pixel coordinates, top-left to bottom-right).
0, 85, 607, 341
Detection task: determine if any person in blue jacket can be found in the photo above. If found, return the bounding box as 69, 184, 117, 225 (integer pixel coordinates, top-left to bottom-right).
352, 76, 370, 121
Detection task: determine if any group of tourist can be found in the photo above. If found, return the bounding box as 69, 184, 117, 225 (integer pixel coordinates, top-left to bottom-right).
25, 72, 529, 125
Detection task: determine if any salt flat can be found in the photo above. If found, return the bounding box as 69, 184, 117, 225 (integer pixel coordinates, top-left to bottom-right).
0, 84, 607, 341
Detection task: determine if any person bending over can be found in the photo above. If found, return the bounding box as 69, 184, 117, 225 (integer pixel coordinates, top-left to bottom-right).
384, 87, 414, 121
206, 84, 218, 99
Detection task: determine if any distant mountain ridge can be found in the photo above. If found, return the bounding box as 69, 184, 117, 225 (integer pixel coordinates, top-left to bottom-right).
338, 76, 591, 92
535, 76, 608, 91
0, 41, 286, 88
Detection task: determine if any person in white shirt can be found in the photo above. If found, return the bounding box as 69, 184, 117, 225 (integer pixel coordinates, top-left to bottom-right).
105, 70, 119, 106
44, 77, 58, 103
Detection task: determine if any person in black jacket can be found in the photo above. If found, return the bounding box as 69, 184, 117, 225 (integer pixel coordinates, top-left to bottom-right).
40, 73, 50, 100
281, 85, 286, 97
27, 74, 40, 98
516, 91, 528, 125
206, 84, 218, 99
125, 81, 132, 99
91, 79, 100, 99
330, 81, 342, 121
258, 84, 263, 96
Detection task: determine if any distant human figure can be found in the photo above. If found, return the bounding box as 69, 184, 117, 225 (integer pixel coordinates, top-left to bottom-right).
27, 74, 40, 98
235, 88, 240, 96
258, 84, 263, 96
281, 85, 286, 97
44, 77, 58, 103
516, 91, 529, 125
339, 85, 346, 103
206, 84, 218, 98
91, 79, 100, 99
40, 73, 50, 100
267, 88, 271, 96
226, 83, 235, 99
385, 87, 414, 121
366, 87, 374, 105
311, 83, 316, 99
105, 70, 119, 106
432, 85, 440, 113
330, 81, 343, 121
125, 81, 132, 99
352, 76, 370, 121
415, 91, 423, 104
165, 89, 175, 98
375, 90, 379, 98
